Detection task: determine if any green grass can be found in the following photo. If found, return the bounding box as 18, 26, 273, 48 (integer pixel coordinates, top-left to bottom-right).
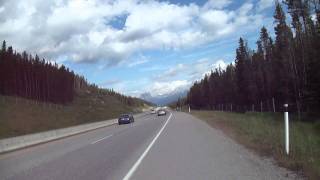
191, 110, 320, 180
0, 92, 148, 139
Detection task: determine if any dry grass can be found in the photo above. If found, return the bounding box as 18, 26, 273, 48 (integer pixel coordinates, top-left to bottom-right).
191, 110, 320, 180
0, 92, 145, 139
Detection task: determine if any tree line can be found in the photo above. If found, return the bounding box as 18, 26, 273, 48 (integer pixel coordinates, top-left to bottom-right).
91, 86, 151, 107
0, 41, 147, 106
0, 41, 76, 104
187, 0, 320, 118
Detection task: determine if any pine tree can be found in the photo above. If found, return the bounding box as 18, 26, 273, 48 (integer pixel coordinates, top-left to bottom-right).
1, 40, 6, 52
235, 37, 251, 111
274, 1, 295, 106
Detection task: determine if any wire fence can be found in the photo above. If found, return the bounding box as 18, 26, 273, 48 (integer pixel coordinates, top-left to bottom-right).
192, 98, 302, 113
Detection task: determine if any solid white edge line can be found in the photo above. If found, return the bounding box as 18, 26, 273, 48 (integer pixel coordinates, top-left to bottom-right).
123, 113, 173, 180
91, 134, 113, 144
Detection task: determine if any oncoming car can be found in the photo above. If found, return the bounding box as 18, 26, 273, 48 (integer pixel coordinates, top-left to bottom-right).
118, 114, 134, 125
157, 109, 166, 116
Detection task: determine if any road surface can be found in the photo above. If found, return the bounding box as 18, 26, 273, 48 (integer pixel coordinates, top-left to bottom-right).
0, 111, 300, 180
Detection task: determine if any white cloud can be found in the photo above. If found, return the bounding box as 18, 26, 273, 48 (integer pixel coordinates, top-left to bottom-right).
257, 0, 274, 11
127, 54, 149, 67
238, 3, 254, 16
129, 58, 229, 97
125, 1, 198, 33
153, 58, 228, 84
199, 10, 234, 36
0, 0, 264, 66
213, 59, 227, 70
145, 58, 228, 97
127, 58, 148, 67
139, 65, 167, 72
203, 0, 232, 9
200, 59, 227, 77
148, 80, 190, 96
153, 63, 187, 81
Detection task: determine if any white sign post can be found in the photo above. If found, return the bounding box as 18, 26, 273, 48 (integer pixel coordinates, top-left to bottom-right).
188, 105, 191, 113
284, 104, 289, 155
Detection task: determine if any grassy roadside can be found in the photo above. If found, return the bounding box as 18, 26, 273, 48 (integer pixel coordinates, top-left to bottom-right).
0, 93, 148, 139
191, 110, 320, 180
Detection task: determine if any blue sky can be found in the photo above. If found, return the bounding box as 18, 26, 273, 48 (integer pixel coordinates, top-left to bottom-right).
0, 0, 277, 98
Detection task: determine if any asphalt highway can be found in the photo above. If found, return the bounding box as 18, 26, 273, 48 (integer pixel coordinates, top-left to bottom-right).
0, 111, 301, 180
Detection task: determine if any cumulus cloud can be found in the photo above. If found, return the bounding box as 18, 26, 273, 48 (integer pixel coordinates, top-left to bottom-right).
151, 58, 228, 89
148, 80, 190, 96
0, 0, 265, 66
146, 58, 225, 96
213, 59, 227, 70
203, 0, 232, 9
127, 58, 149, 67
257, 0, 274, 11
188, 58, 214, 80
127, 54, 149, 67
199, 59, 227, 77
153, 63, 187, 81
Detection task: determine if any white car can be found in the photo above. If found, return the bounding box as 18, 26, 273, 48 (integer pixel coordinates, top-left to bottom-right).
157, 110, 166, 116
151, 109, 156, 114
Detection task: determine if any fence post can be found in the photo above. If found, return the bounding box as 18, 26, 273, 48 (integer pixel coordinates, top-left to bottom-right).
188, 105, 190, 113
272, 97, 276, 112
284, 104, 289, 155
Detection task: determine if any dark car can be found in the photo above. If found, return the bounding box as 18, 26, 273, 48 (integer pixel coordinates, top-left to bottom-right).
118, 114, 134, 125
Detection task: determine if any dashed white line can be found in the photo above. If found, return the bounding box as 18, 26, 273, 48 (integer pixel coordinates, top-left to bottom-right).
91, 134, 113, 144
123, 113, 173, 180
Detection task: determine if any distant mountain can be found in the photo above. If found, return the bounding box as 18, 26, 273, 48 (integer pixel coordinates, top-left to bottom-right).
140, 90, 187, 106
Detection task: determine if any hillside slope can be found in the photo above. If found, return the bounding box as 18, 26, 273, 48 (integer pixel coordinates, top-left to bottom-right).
0, 90, 151, 139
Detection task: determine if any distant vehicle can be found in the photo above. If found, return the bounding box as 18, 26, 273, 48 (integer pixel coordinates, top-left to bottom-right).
118, 114, 134, 125
151, 109, 156, 114
157, 109, 166, 116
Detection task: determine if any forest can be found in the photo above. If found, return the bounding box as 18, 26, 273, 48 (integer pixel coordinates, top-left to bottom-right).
0, 41, 145, 107
187, 0, 320, 118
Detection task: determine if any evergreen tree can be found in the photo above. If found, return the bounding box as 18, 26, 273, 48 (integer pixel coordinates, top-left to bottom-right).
235, 37, 251, 111
186, 0, 320, 116
274, 1, 295, 105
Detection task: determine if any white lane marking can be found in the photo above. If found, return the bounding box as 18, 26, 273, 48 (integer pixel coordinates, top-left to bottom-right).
123, 113, 173, 180
91, 134, 113, 144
